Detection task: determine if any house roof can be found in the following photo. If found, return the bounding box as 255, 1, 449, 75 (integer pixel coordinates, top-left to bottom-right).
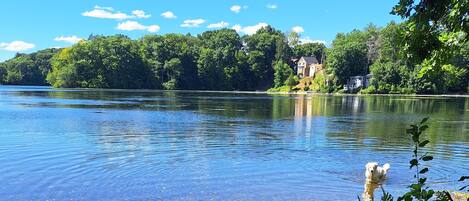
301, 56, 318, 64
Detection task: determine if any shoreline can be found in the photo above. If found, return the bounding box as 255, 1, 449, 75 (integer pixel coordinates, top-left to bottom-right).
266, 91, 469, 98
1, 85, 469, 97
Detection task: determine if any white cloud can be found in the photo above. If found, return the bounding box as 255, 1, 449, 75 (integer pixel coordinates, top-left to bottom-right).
161, 11, 177, 19
207, 21, 229, 29
181, 19, 205, 28
83, 6, 151, 20
83, 8, 132, 20
146, 25, 160, 33
117, 21, 160, 33
54, 36, 83, 44
230, 5, 241, 13
0, 41, 35, 52
299, 37, 326, 45
132, 10, 151, 18
266, 3, 277, 9
232, 23, 268, 35
292, 26, 304, 33
94, 5, 113, 11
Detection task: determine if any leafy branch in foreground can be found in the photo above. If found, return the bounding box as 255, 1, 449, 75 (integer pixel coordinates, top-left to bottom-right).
458, 176, 469, 192
377, 118, 468, 201
397, 117, 434, 201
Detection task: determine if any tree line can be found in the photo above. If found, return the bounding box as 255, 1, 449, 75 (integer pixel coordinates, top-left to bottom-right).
0, 0, 467, 94
1, 27, 324, 91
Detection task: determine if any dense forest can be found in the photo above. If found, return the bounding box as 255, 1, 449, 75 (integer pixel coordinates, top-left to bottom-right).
0, 0, 467, 94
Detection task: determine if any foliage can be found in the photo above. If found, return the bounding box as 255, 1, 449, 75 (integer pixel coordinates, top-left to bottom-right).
369, 61, 414, 94
397, 117, 435, 201
310, 72, 326, 92
244, 26, 293, 89
163, 58, 183, 89
273, 60, 293, 88
0, 16, 467, 94
284, 74, 299, 88
381, 187, 394, 201
138, 33, 199, 90
47, 35, 152, 89
267, 85, 293, 93
293, 42, 326, 63
326, 29, 369, 86
367, 22, 412, 94
391, 0, 468, 90
287, 31, 300, 47
374, 117, 469, 201
43, 27, 294, 91
0, 49, 60, 85
458, 176, 469, 192
197, 29, 244, 90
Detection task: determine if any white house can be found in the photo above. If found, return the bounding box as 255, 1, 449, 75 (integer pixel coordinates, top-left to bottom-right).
344, 74, 372, 91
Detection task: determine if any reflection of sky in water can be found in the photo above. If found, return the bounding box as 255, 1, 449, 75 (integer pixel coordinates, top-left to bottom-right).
0, 86, 468, 200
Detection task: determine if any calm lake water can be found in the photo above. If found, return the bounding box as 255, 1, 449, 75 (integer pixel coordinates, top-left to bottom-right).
0, 86, 468, 200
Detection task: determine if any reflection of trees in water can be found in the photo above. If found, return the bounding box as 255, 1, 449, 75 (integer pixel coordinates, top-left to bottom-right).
323, 96, 469, 158
13, 89, 469, 159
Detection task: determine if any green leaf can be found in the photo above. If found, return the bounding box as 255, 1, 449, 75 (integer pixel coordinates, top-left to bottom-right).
440, 191, 453, 201
412, 135, 419, 142
426, 190, 435, 199
420, 125, 429, 132
410, 159, 418, 168
380, 186, 394, 201
419, 177, 427, 184
420, 117, 429, 125
419, 140, 430, 147
422, 156, 433, 161
419, 167, 429, 174
459, 184, 468, 191
397, 193, 412, 201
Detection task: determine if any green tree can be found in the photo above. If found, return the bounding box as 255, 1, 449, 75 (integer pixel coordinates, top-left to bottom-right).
197, 29, 243, 90
293, 42, 326, 63
326, 30, 369, 86
163, 58, 182, 90
391, 0, 468, 91
244, 26, 293, 89
273, 60, 293, 88
232, 50, 254, 90
287, 31, 300, 47
138, 33, 200, 89
0, 49, 59, 85
48, 35, 152, 88
284, 74, 299, 89
368, 22, 415, 94
197, 48, 226, 89
0, 64, 6, 82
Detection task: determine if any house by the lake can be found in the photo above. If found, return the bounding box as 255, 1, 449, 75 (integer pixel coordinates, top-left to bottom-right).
344, 74, 372, 91
296, 56, 323, 78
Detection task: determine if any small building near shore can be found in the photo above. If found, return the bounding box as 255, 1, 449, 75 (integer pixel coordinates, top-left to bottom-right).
344, 74, 372, 91
296, 56, 323, 78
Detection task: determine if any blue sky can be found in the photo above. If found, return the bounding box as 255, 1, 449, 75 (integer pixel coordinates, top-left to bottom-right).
0, 0, 401, 61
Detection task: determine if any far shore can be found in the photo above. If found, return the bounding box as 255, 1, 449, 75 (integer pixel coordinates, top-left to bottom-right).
266, 91, 469, 98
1, 84, 469, 98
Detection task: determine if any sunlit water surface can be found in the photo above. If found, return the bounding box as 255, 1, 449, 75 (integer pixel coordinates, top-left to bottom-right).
0, 86, 468, 200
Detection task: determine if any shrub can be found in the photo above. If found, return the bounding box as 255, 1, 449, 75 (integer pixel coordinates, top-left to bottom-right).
360, 86, 377, 94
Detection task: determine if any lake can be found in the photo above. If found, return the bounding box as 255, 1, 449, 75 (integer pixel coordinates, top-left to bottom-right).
0, 86, 468, 200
